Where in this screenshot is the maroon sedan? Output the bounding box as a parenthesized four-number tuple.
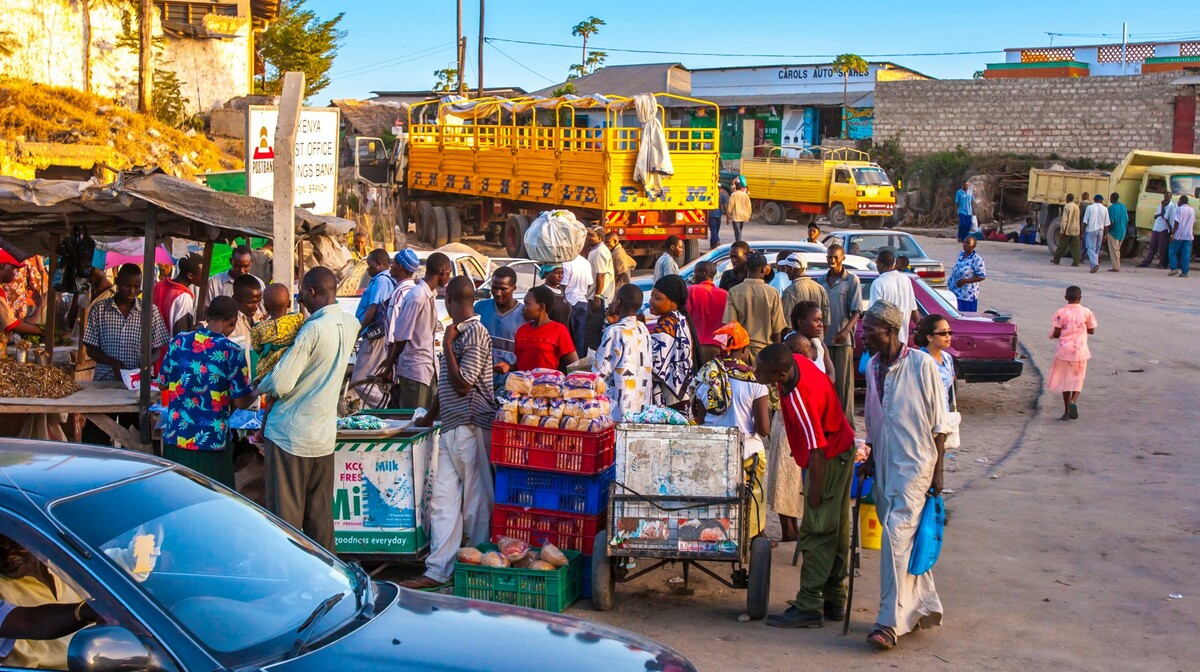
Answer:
(813, 271, 1023, 384)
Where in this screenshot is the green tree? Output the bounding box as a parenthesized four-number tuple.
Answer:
(432, 68, 458, 94)
(571, 16, 605, 77)
(832, 53, 869, 138)
(257, 0, 346, 99)
(551, 82, 577, 97)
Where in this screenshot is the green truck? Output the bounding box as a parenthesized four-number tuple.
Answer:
(1028, 150, 1200, 257)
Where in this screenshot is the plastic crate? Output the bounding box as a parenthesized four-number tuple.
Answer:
(494, 466, 614, 515)
(492, 504, 604, 554)
(454, 543, 582, 613)
(491, 422, 615, 475)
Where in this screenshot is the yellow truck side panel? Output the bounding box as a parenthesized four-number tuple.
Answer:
(1027, 169, 1110, 205)
(741, 157, 825, 203)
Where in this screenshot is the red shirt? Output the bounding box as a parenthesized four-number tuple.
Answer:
(779, 354, 854, 468)
(514, 320, 575, 371)
(151, 278, 193, 331)
(0, 287, 18, 333)
(687, 281, 728, 346)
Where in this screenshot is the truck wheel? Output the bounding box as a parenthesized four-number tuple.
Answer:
(446, 207, 464, 243)
(683, 239, 700, 264)
(792, 212, 816, 227)
(746, 536, 772, 620)
(591, 531, 615, 611)
(430, 206, 450, 248)
(828, 203, 848, 227)
(504, 214, 527, 257)
(860, 216, 884, 230)
(416, 201, 433, 243)
(1121, 235, 1142, 259)
(761, 201, 786, 226)
(1045, 217, 1062, 255)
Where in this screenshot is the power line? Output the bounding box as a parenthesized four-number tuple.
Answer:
(330, 42, 457, 80)
(484, 36, 1003, 59)
(486, 41, 557, 83)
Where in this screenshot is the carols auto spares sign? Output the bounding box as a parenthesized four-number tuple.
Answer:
(246, 106, 340, 216)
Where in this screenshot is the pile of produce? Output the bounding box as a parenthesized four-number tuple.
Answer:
(0, 361, 80, 399)
(497, 369, 612, 431)
(457, 538, 569, 571)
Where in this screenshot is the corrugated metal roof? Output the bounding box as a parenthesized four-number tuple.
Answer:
(532, 63, 690, 97)
(331, 99, 407, 136)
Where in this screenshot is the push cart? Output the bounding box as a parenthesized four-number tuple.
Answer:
(590, 424, 772, 619)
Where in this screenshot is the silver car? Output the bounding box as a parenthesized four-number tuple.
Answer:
(821, 231, 947, 287)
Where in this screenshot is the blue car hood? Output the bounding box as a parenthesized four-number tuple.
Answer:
(266, 585, 695, 672)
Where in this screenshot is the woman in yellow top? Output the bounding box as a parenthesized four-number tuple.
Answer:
(0, 535, 97, 670)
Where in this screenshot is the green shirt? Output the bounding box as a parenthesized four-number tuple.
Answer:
(1107, 202, 1128, 241)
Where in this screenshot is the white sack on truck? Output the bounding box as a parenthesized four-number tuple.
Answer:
(633, 93, 674, 197)
(524, 209, 588, 263)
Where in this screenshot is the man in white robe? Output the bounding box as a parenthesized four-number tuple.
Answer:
(861, 300, 948, 650)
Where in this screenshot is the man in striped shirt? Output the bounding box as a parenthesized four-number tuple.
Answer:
(755, 343, 855, 629)
(404, 276, 496, 591)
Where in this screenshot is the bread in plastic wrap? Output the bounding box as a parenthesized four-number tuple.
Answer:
(480, 551, 509, 568)
(456, 547, 483, 565)
(505, 371, 533, 395)
(528, 560, 556, 571)
(539, 543, 568, 568)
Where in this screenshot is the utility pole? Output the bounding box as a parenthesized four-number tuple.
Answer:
(477, 0, 485, 98)
(456, 0, 465, 95)
(137, 0, 153, 113)
(274, 71, 304, 292)
(1121, 22, 1128, 75)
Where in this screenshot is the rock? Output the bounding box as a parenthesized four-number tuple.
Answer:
(147, 127, 161, 139)
(184, 128, 197, 137)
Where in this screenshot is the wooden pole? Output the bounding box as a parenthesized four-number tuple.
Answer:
(137, 0, 153, 113)
(139, 206, 157, 447)
(45, 235, 59, 364)
(456, 0, 464, 95)
(273, 72, 304, 291)
(477, 0, 484, 98)
(194, 239, 214, 321)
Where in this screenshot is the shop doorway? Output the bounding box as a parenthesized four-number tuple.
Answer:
(817, 107, 843, 143)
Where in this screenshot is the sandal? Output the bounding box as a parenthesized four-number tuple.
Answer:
(1060, 413, 1070, 421)
(867, 628, 897, 650)
(1068, 403, 1079, 420)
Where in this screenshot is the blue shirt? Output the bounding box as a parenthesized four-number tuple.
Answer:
(356, 270, 397, 323)
(955, 189, 974, 216)
(258, 304, 359, 457)
(474, 299, 524, 370)
(948, 251, 986, 303)
(1107, 203, 1128, 241)
(921, 347, 956, 412)
(157, 328, 253, 452)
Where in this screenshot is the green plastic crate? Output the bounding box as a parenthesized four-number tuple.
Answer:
(453, 543, 582, 613)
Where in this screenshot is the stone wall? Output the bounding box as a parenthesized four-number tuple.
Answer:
(874, 74, 1199, 163)
(0, 1, 252, 115)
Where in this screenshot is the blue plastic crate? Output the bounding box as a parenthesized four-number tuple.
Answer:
(494, 466, 614, 515)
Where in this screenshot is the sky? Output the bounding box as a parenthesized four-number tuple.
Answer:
(306, 0, 1200, 101)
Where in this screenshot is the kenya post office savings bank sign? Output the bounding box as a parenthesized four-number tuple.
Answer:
(246, 106, 340, 216)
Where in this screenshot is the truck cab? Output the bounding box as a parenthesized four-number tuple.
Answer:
(1135, 169, 1200, 239)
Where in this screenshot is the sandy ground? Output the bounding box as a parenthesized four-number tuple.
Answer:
(381, 221, 1198, 670)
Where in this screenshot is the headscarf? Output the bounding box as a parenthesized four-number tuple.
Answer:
(712, 321, 750, 353)
(865, 299, 903, 332)
(653, 274, 688, 310)
(394, 248, 420, 273)
(538, 263, 563, 280)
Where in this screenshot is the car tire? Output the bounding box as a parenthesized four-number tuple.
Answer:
(446, 207, 464, 243)
(746, 536, 772, 620)
(504, 214, 527, 257)
(683, 239, 700, 264)
(1045, 216, 1062, 255)
(761, 201, 786, 226)
(591, 531, 615, 611)
(430, 206, 450, 248)
(417, 201, 433, 244)
(828, 202, 848, 227)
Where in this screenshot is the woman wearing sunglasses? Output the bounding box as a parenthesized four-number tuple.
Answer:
(914, 314, 955, 411)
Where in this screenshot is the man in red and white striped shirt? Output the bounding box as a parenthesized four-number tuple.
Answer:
(755, 343, 855, 629)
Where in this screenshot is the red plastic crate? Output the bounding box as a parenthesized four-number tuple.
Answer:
(492, 504, 604, 554)
(490, 422, 614, 475)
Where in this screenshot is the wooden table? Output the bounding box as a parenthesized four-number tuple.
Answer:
(0, 383, 148, 452)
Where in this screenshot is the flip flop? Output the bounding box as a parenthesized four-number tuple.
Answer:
(1060, 413, 1070, 421)
(1069, 403, 1079, 420)
(867, 628, 897, 650)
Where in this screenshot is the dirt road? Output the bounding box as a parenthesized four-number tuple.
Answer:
(566, 223, 1199, 670)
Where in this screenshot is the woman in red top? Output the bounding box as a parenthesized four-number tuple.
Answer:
(505, 285, 579, 372)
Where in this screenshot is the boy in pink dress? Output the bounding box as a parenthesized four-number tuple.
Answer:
(1048, 286, 1097, 420)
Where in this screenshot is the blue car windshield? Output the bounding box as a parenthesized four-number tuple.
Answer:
(52, 469, 358, 667)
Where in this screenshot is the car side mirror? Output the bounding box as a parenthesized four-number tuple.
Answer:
(68, 626, 163, 672)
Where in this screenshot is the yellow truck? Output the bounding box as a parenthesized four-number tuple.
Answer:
(1028, 150, 1200, 257)
(358, 93, 720, 262)
(734, 146, 896, 229)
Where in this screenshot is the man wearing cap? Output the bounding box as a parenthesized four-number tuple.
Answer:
(860, 300, 947, 650)
(807, 222, 824, 246)
(349, 249, 398, 408)
(382, 252, 451, 410)
(722, 252, 787, 361)
(0, 245, 42, 338)
(780, 253, 829, 329)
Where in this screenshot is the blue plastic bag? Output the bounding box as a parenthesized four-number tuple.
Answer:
(857, 351, 871, 376)
(908, 493, 945, 576)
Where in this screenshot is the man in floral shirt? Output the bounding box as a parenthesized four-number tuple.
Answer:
(947, 237, 987, 312)
(157, 296, 255, 487)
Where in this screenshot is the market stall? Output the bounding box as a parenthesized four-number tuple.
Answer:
(0, 383, 143, 449)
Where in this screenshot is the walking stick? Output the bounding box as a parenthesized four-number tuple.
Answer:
(844, 469, 866, 635)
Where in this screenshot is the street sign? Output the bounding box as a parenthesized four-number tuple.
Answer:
(246, 105, 340, 216)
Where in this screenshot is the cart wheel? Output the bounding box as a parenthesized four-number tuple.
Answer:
(591, 531, 615, 612)
(746, 536, 772, 621)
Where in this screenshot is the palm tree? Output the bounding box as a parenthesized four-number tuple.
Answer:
(832, 53, 869, 139)
(571, 17, 605, 77)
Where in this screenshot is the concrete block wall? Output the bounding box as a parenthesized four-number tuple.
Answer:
(874, 73, 1196, 163)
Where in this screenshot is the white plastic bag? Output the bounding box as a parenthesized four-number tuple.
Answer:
(523, 210, 587, 263)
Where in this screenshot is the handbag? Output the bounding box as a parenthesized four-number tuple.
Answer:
(944, 380, 961, 449)
(909, 492, 945, 576)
